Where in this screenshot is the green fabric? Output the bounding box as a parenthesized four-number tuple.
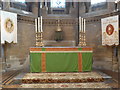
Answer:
(30, 53, 41, 72)
(42, 48, 46, 51)
(30, 48, 93, 72)
(46, 53, 78, 72)
(82, 53, 93, 71)
(78, 48, 82, 51)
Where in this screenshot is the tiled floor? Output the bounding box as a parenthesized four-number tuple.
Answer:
(20, 83, 111, 88)
(2, 70, 119, 89)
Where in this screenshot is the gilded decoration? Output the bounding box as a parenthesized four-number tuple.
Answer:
(4, 18, 14, 33)
(106, 24, 114, 35)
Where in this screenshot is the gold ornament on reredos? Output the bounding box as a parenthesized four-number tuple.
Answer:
(4, 18, 14, 33)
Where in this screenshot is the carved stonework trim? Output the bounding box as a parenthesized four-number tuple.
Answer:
(43, 19, 78, 26)
(17, 15, 34, 24)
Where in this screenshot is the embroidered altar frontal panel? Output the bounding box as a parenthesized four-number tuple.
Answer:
(30, 47, 93, 72)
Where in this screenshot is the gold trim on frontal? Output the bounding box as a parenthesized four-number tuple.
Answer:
(30, 51, 93, 53)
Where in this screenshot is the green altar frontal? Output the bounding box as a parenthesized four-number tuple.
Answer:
(30, 47, 93, 72)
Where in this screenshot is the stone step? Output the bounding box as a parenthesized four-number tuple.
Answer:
(13, 71, 111, 84)
(20, 82, 111, 88)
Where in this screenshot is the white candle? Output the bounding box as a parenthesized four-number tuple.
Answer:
(81, 18, 84, 32)
(81, 17, 82, 32)
(35, 19, 38, 32)
(79, 17, 81, 32)
(38, 17, 40, 32)
(81, 18, 82, 32)
(41, 16, 43, 32)
(84, 19, 86, 33)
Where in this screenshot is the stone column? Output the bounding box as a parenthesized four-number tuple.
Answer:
(32, 2, 38, 17)
(0, 58, 1, 89)
(112, 46, 119, 72)
(117, 1, 120, 11)
(2, 1, 10, 11)
(0, 16, 6, 72)
(118, 47, 120, 88)
(84, 2, 91, 13)
(45, 0, 47, 7)
(107, 1, 116, 12)
(1, 45, 6, 72)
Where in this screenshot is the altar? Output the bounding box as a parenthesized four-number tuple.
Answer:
(30, 47, 93, 72)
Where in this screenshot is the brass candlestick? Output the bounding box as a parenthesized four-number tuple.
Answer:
(83, 33, 86, 46)
(36, 32, 44, 47)
(35, 17, 44, 47)
(79, 31, 86, 47)
(78, 17, 86, 47)
(78, 31, 82, 46)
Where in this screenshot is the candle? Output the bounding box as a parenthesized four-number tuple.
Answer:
(81, 18, 84, 32)
(38, 17, 40, 32)
(35, 19, 38, 32)
(79, 17, 81, 32)
(81, 17, 82, 32)
(84, 19, 86, 33)
(41, 16, 43, 32)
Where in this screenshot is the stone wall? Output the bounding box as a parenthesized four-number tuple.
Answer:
(0, 17, 3, 72)
(42, 16, 78, 46)
(0, 2, 37, 71)
(85, 19, 113, 70)
(0, 2, 79, 71)
(3, 16, 35, 71)
(0, 2, 120, 72)
(81, 2, 119, 71)
(0, 23, 2, 58)
(118, 47, 120, 72)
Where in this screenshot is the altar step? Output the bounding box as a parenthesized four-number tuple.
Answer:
(14, 71, 111, 84)
(14, 71, 112, 88)
(20, 82, 111, 88)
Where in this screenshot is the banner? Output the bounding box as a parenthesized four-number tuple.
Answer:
(101, 15, 119, 46)
(1, 11, 17, 44)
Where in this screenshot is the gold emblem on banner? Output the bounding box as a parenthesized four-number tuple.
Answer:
(4, 18, 14, 33)
(106, 24, 114, 35)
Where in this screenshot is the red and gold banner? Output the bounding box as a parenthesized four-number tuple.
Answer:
(101, 15, 119, 46)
